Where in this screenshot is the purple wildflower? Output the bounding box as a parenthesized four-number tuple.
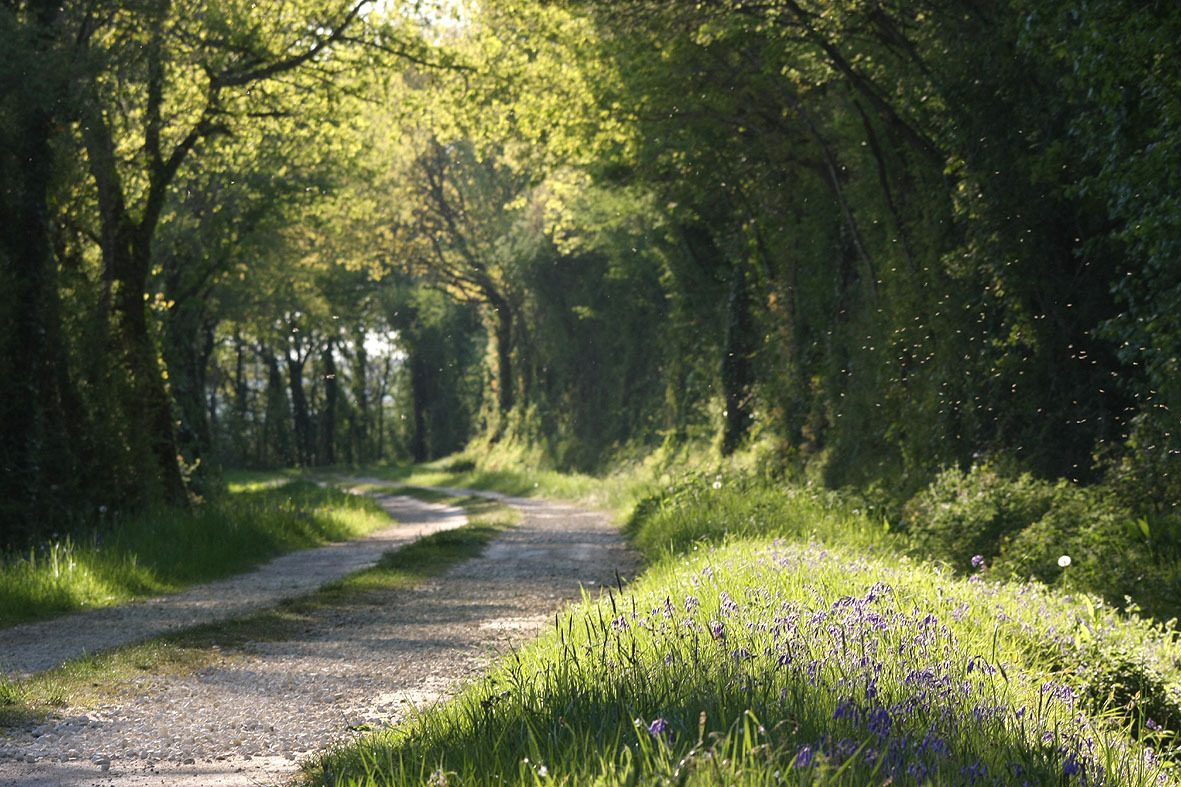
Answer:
(647, 717, 668, 737)
(867, 707, 893, 737)
(961, 760, 988, 784)
(833, 699, 861, 721)
(793, 744, 813, 768)
(709, 620, 726, 642)
(971, 554, 985, 569)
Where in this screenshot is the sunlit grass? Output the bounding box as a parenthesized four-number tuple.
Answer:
(222, 467, 303, 493)
(0, 481, 392, 629)
(311, 456, 1181, 786)
(627, 473, 898, 562)
(348, 434, 783, 518)
(309, 535, 1181, 786)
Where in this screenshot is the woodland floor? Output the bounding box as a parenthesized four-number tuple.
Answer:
(0, 481, 639, 786)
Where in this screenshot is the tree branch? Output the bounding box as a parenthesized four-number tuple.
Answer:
(209, 0, 369, 90)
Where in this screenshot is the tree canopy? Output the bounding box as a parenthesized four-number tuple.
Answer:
(2, 0, 1178, 545)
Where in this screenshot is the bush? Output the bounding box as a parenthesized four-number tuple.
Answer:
(901, 463, 1059, 570)
(1102, 410, 1181, 517)
(993, 486, 1180, 619)
(902, 463, 1181, 618)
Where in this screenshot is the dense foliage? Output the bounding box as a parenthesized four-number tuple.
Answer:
(2, 0, 1179, 547)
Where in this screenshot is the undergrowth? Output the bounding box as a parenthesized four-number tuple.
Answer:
(309, 534, 1181, 785)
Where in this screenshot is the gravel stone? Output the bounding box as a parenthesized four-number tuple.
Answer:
(0, 482, 638, 786)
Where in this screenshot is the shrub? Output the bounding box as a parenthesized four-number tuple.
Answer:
(901, 463, 1059, 570)
(993, 486, 1180, 619)
(901, 464, 1181, 619)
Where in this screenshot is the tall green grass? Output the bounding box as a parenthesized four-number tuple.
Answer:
(627, 473, 897, 561)
(0, 481, 392, 628)
(310, 463, 1181, 786)
(309, 535, 1180, 785)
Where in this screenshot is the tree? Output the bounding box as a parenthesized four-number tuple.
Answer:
(68, 0, 371, 503)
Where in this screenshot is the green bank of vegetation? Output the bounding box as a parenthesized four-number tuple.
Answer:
(310, 475, 1181, 785)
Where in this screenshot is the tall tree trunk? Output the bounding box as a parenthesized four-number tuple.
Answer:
(409, 349, 430, 463)
(490, 298, 514, 427)
(721, 260, 755, 456)
(163, 304, 215, 491)
(106, 236, 188, 504)
(81, 47, 189, 506)
(349, 329, 370, 463)
(207, 353, 220, 457)
(375, 354, 391, 461)
(0, 0, 77, 540)
(319, 340, 337, 465)
(233, 332, 251, 464)
(287, 352, 313, 467)
(262, 347, 293, 466)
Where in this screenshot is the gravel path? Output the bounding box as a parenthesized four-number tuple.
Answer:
(0, 493, 468, 678)
(0, 483, 639, 786)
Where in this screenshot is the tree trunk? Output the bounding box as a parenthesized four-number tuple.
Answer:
(107, 238, 188, 504)
(721, 260, 755, 455)
(163, 304, 215, 490)
(409, 349, 431, 463)
(81, 70, 188, 506)
(232, 332, 251, 464)
(375, 354, 391, 461)
(0, 0, 78, 540)
(262, 347, 293, 466)
(287, 352, 313, 467)
(319, 340, 337, 465)
(349, 329, 370, 463)
(491, 299, 514, 423)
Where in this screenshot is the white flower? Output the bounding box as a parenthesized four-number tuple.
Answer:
(1057, 555, 1072, 568)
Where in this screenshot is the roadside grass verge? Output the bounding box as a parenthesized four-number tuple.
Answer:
(0, 493, 515, 728)
(311, 469, 1181, 786)
(222, 468, 304, 493)
(626, 473, 898, 562)
(0, 480, 391, 629)
(308, 534, 1181, 786)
